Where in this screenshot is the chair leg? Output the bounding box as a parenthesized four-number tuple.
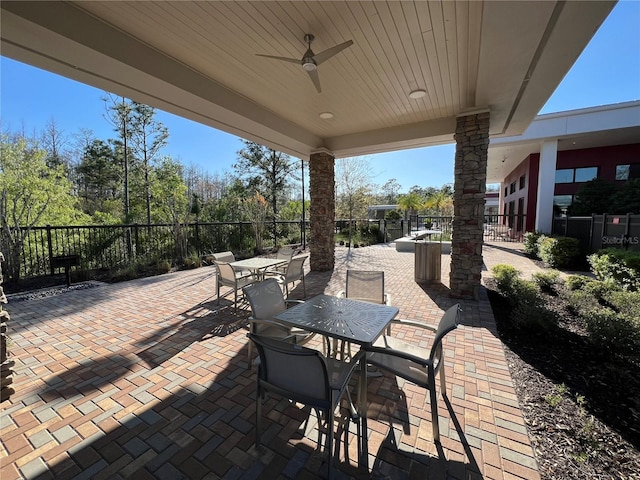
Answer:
(430, 385, 441, 443)
(327, 406, 334, 480)
(217, 277, 221, 305)
(439, 362, 448, 395)
(234, 287, 238, 312)
(256, 387, 262, 446)
(302, 275, 306, 297)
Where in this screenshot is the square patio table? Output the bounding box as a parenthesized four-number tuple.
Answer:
(274, 294, 399, 469)
(230, 257, 287, 280)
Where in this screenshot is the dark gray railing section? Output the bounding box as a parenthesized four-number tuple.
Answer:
(2, 214, 527, 283)
(552, 214, 640, 253)
(0, 221, 309, 283)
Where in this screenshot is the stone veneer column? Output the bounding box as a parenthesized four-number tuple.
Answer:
(450, 111, 490, 299)
(309, 150, 335, 271)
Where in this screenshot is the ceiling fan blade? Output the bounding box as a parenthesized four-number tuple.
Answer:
(255, 54, 300, 64)
(313, 40, 353, 65)
(307, 68, 321, 93)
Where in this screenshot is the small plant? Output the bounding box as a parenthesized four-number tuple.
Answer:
(565, 274, 590, 291)
(532, 270, 561, 294)
(157, 259, 172, 274)
(545, 383, 567, 407)
(491, 264, 521, 297)
(588, 248, 640, 291)
(523, 231, 543, 258)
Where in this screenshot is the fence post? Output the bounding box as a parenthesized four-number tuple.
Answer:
(625, 213, 631, 250)
(195, 222, 201, 257)
(47, 225, 54, 275)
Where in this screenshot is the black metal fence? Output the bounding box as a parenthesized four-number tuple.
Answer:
(552, 214, 640, 253)
(2, 214, 526, 284)
(0, 221, 308, 283)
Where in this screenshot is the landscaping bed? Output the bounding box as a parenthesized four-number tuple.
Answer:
(485, 277, 640, 479)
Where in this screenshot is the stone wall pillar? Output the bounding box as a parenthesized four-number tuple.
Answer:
(309, 150, 335, 271)
(450, 111, 490, 299)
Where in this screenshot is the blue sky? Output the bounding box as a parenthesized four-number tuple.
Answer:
(1, 1, 639, 193)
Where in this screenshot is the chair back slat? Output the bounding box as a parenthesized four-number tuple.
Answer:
(345, 270, 385, 304)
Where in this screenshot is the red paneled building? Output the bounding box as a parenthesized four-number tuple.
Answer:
(487, 102, 640, 234)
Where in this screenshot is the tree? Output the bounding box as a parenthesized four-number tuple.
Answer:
(40, 118, 71, 171)
(233, 141, 295, 245)
(0, 134, 86, 282)
(241, 192, 269, 253)
(335, 157, 373, 247)
(103, 94, 134, 221)
(151, 156, 190, 259)
(129, 102, 169, 224)
(397, 192, 424, 219)
(611, 179, 640, 213)
(75, 139, 122, 219)
(380, 178, 401, 204)
(567, 178, 617, 215)
(424, 189, 453, 216)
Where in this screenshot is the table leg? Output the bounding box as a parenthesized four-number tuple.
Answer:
(358, 354, 368, 469)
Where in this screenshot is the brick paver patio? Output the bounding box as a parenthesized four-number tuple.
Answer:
(1, 242, 542, 479)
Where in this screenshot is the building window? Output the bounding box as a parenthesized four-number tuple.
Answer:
(555, 167, 598, 183)
(555, 169, 574, 183)
(574, 167, 598, 182)
(553, 195, 572, 215)
(616, 165, 630, 180)
(519, 175, 526, 189)
(509, 182, 516, 194)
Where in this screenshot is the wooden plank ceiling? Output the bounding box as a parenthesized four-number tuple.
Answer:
(1, 1, 615, 159)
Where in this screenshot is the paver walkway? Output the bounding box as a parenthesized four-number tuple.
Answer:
(2, 242, 542, 479)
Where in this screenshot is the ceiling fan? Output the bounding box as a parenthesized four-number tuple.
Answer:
(256, 34, 353, 93)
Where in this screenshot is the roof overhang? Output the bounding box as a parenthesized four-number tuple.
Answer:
(1, 1, 615, 160)
(487, 100, 640, 182)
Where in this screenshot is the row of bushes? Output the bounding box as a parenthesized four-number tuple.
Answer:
(523, 231, 582, 268)
(491, 263, 640, 356)
(524, 231, 640, 289)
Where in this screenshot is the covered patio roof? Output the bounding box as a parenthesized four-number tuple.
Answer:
(1, 1, 614, 161)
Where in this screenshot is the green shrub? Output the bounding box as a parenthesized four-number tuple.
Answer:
(492, 263, 556, 330)
(565, 274, 591, 291)
(537, 235, 582, 268)
(582, 278, 620, 300)
(565, 289, 598, 316)
(584, 307, 640, 356)
(111, 263, 139, 282)
(385, 210, 402, 221)
(587, 248, 640, 291)
(523, 231, 543, 258)
(491, 264, 521, 297)
(185, 251, 203, 269)
(157, 259, 172, 273)
(512, 279, 557, 330)
(602, 290, 640, 318)
(531, 270, 561, 293)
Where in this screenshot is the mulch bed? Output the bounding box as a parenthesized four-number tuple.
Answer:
(485, 278, 640, 479)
